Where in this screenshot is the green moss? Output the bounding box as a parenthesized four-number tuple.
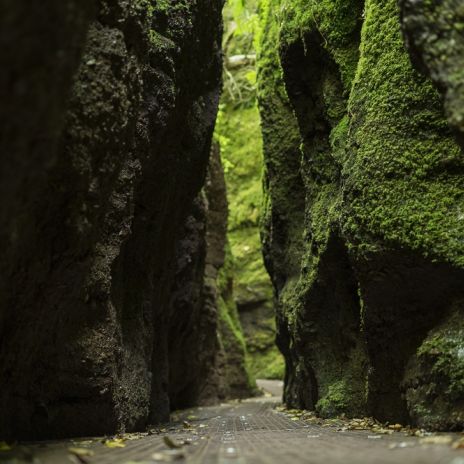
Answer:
(316, 381, 350, 418)
(257, 0, 464, 426)
(404, 309, 464, 430)
(342, 0, 464, 265)
(277, 0, 363, 91)
(417, 317, 464, 399)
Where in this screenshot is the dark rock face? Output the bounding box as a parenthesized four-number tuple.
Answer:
(168, 144, 252, 410)
(205, 144, 253, 400)
(258, 0, 464, 429)
(0, 0, 226, 440)
(399, 0, 464, 148)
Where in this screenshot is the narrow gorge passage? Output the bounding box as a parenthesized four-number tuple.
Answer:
(1, 0, 464, 463)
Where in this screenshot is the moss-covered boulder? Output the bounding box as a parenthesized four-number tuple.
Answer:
(403, 309, 464, 430)
(257, 0, 464, 428)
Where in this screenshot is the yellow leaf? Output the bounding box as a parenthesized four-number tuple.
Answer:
(104, 438, 126, 448)
(68, 447, 95, 457)
(0, 442, 11, 452)
(420, 435, 453, 446)
(452, 437, 464, 449)
(163, 436, 183, 449)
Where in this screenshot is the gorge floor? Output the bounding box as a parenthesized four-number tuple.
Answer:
(3, 380, 464, 464)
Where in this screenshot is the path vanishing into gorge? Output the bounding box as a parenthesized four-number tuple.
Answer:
(3, 380, 464, 464)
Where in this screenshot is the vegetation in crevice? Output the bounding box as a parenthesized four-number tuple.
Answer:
(215, 0, 285, 381)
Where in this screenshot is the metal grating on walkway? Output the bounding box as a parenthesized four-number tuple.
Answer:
(3, 390, 464, 464)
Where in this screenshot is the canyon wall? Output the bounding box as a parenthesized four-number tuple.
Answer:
(257, 0, 464, 430)
(0, 0, 251, 440)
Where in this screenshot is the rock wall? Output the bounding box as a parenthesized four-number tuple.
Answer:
(168, 143, 253, 409)
(0, 0, 227, 440)
(257, 0, 464, 429)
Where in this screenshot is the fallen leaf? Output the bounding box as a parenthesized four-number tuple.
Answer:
(453, 438, 464, 449)
(388, 423, 403, 431)
(420, 436, 453, 446)
(0, 442, 12, 452)
(163, 436, 183, 449)
(104, 438, 126, 448)
(68, 448, 94, 457)
(419, 435, 453, 445)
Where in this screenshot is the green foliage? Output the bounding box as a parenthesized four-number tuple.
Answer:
(251, 347, 286, 379)
(404, 309, 464, 429)
(216, 0, 284, 381)
(222, 0, 259, 105)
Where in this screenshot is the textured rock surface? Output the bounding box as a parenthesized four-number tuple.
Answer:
(169, 144, 253, 410)
(400, 0, 464, 148)
(0, 0, 226, 440)
(206, 145, 255, 399)
(257, 0, 464, 428)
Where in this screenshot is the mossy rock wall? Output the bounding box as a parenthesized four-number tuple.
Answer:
(0, 0, 227, 440)
(257, 0, 464, 429)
